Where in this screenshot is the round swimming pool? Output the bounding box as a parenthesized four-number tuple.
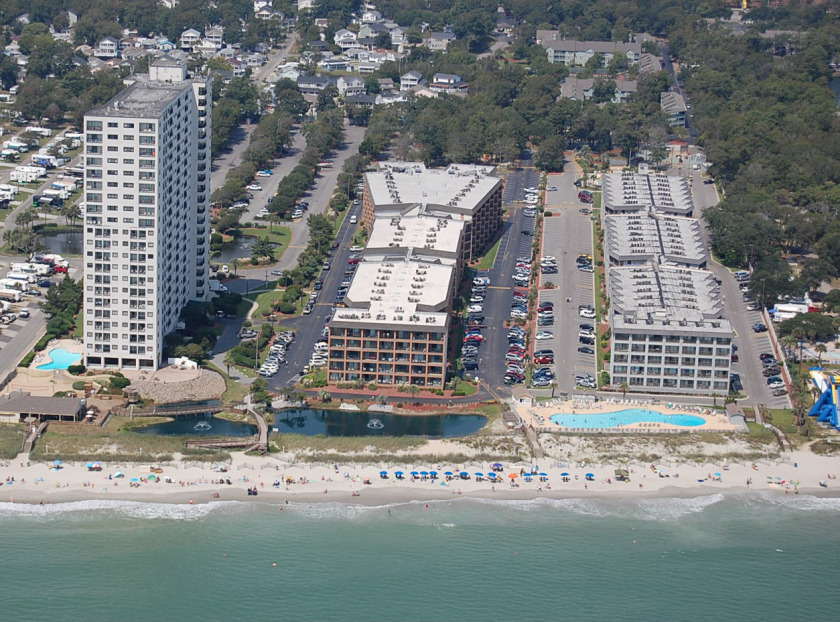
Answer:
(550, 408, 706, 429)
(36, 348, 83, 370)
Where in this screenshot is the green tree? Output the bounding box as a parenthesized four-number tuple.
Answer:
(620, 381, 629, 398)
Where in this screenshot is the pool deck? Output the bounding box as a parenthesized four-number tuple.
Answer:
(29, 338, 84, 371)
(514, 398, 738, 433)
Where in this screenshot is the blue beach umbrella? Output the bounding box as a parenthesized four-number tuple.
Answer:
(540, 473, 549, 477)
(53, 460, 62, 467)
(474, 472, 484, 477)
(380, 471, 388, 474)
(460, 472, 469, 478)
(430, 471, 438, 476)
(492, 463, 503, 468)
(410, 471, 419, 476)
(420, 471, 429, 476)
(488, 472, 498, 479)
(444, 471, 454, 476)
(130, 478, 139, 483)
(86, 462, 94, 469)
(561, 472, 570, 477)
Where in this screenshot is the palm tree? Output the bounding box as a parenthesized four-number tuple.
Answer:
(619, 381, 629, 399)
(550, 381, 558, 398)
(815, 343, 827, 366)
(408, 384, 421, 400)
(223, 351, 237, 378)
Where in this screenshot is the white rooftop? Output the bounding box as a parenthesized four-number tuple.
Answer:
(366, 213, 464, 260)
(609, 265, 731, 334)
(602, 172, 694, 216)
(604, 211, 707, 267)
(332, 259, 454, 329)
(365, 162, 500, 217)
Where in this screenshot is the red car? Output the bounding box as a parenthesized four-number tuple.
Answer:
(54, 265, 68, 273)
(534, 355, 554, 364)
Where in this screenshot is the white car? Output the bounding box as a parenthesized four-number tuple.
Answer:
(525, 187, 538, 193)
(256, 171, 272, 177)
(542, 256, 556, 262)
(247, 184, 262, 191)
(467, 304, 484, 313)
(579, 309, 596, 319)
(547, 186, 557, 191)
(350, 245, 364, 252)
(535, 331, 554, 340)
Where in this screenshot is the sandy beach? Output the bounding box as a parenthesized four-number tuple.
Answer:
(3, 449, 838, 506)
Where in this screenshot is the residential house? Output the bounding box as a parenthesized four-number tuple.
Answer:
(0, 392, 84, 423)
(496, 17, 516, 35)
(376, 89, 405, 105)
(205, 26, 225, 48)
(307, 40, 329, 54)
(362, 9, 383, 23)
(157, 38, 176, 52)
(229, 58, 246, 77)
(334, 29, 359, 51)
(400, 70, 424, 91)
(160, 0, 180, 8)
(256, 6, 276, 19)
(319, 57, 350, 72)
(358, 22, 387, 39)
(660, 91, 687, 127)
(194, 39, 220, 57)
(535, 32, 642, 67)
(179, 28, 201, 50)
(390, 26, 406, 48)
(378, 78, 395, 91)
(429, 73, 466, 93)
(427, 31, 456, 51)
(315, 18, 329, 30)
(357, 37, 378, 51)
(297, 0, 317, 11)
(216, 46, 237, 60)
(254, 0, 271, 10)
(94, 37, 120, 58)
(297, 75, 330, 94)
(245, 53, 267, 67)
(338, 75, 366, 97)
(346, 94, 376, 108)
(277, 63, 301, 81)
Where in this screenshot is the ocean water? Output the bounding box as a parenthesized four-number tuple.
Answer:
(0, 493, 838, 621)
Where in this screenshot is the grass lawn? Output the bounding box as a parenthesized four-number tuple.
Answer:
(0, 423, 25, 459)
(239, 226, 290, 247)
(249, 289, 286, 318)
(205, 362, 250, 403)
(474, 233, 503, 271)
(454, 379, 478, 396)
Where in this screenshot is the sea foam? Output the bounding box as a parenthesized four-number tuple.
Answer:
(0, 499, 247, 521)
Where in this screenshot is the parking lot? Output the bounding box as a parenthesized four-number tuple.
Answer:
(460, 169, 540, 391)
(537, 205, 597, 393)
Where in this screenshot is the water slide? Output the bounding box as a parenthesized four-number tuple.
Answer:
(808, 367, 840, 430)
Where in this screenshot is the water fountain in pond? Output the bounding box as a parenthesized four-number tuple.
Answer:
(366, 419, 384, 430)
(193, 421, 212, 431)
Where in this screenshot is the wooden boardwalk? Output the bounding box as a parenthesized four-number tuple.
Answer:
(108, 402, 242, 418)
(182, 407, 268, 454)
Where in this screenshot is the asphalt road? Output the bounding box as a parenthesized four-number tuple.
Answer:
(0, 304, 47, 380)
(263, 200, 364, 389)
(467, 168, 540, 392)
(681, 169, 792, 409)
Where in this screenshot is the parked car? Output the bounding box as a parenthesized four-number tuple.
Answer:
(752, 323, 768, 333)
(535, 331, 554, 340)
(247, 183, 262, 191)
(577, 346, 595, 354)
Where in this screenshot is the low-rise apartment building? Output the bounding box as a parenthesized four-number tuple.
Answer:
(602, 171, 694, 217)
(361, 162, 502, 261)
(604, 210, 707, 268)
(535, 32, 642, 66)
(327, 259, 453, 387)
(608, 265, 733, 395)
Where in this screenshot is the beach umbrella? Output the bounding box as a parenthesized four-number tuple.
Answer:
(130, 478, 139, 483)
(488, 472, 498, 479)
(541, 473, 550, 477)
(395, 471, 404, 475)
(460, 471, 469, 477)
(114, 471, 124, 478)
(410, 471, 419, 476)
(53, 460, 62, 467)
(420, 471, 429, 476)
(429, 471, 438, 476)
(714, 473, 722, 477)
(508, 473, 518, 479)
(492, 463, 503, 468)
(561, 472, 570, 477)
(474, 472, 484, 477)
(444, 471, 454, 476)
(86, 462, 94, 469)
(380, 470, 388, 475)
(147, 474, 158, 481)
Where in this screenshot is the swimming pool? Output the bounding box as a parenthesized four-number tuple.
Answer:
(550, 408, 706, 429)
(36, 348, 83, 370)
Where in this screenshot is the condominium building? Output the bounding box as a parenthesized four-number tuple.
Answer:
(602, 172, 694, 217)
(327, 259, 453, 387)
(535, 32, 641, 66)
(361, 162, 502, 261)
(603, 210, 707, 268)
(82, 57, 211, 370)
(608, 265, 733, 395)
